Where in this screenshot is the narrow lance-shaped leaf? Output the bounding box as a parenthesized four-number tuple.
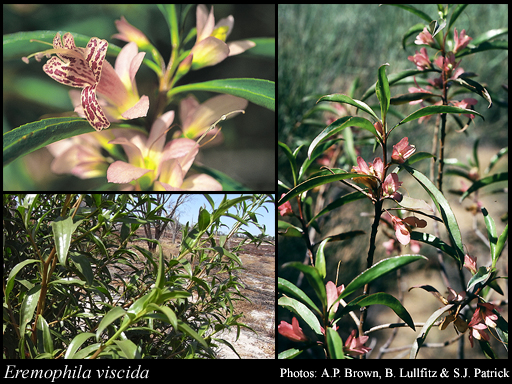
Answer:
(278, 296, 323, 336)
(278, 169, 368, 206)
(338, 292, 416, 331)
(51, 216, 83, 265)
(331, 255, 427, 309)
(326, 328, 345, 359)
(393, 105, 484, 130)
(410, 304, 453, 359)
(317, 94, 380, 121)
(460, 172, 508, 202)
(401, 165, 464, 268)
(376, 63, 391, 123)
(308, 116, 379, 159)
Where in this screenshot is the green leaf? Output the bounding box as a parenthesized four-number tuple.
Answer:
(337, 255, 427, 302)
(460, 172, 508, 202)
(51, 216, 83, 265)
(447, 4, 468, 31)
(455, 40, 508, 58)
(376, 63, 391, 123)
(96, 307, 127, 342)
(279, 169, 364, 206)
(278, 348, 303, 359)
(326, 327, 345, 359)
(278, 277, 322, 316)
(167, 78, 275, 111)
(36, 315, 53, 355)
(410, 232, 460, 265)
(339, 293, 416, 331)
(394, 105, 484, 130)
(385, 4, 433, 23)
(410, 304, 453, 359)
(278, 296, 323, 336)
(190, 163, 250, 191)
(177, 320, 209, 349)
(452, 77, 492, 108)
(5, 259, 41, 301)
(317, 94, 379, 121)
(494, 224, 508, 268)
(307, 191, 366, 227)
(278, 220, 303, 237)
(64, 332, 96, 359)
(315, 238, 328, 279)
(308, 116, 378, 160)
(402, 165, 464, 268)
(113, 339, 139, 359)
(467, 266, 493, 292)
(3, 118, 145, 167)
(278, 141, 298, 186)
(20, 284, 41, 334)
(481, 208, 497, 262)
(198, 207, 211, 231)
(283, 262, 327, 309)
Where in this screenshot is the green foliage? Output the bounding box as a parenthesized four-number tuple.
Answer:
(3, 193, 273, 359)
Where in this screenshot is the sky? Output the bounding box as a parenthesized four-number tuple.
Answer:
(149, 194, 275, 237)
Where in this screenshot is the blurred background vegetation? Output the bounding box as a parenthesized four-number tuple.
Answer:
(278, 4, 507, 359)
(4, 4, 275, 190)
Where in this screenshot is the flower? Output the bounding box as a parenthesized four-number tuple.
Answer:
(392, 137, 416, 164)
(278, 317, 308, 342)
(463, 254, 478, 275)
(467, 303, 499, 347)
(188, 4, 256, 70)
(351, 156, 384, 194)
(23, 32, 149, 131)
(177, 94, 248, 140)
(433, 52, 460, 76)
(326, 281, 345, 315)
(381, 173, 403, 200)
(46, 128, 140, 179)
(390, 215, 427, 245)
(450, 98, 478, 119)
(343, 330, 371, 356)
(112, 16, 151, 49)
(278, 194, 293, 216)
(106, 110, 222, 190)
(408, 47, 431, 71)
(70, 41, 150, 127)
(415, 27, 435, 47)
(453, 28, 472, 54)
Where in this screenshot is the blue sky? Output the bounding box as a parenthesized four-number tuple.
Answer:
(152, 194, 275, 237)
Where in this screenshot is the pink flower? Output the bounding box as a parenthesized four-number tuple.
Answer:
(351, 156, 384, 194)
(450, 98, 478, 119)
(278, 317, 308, 342)
(343, 330, 371, 356)
(106, 110, 222, 190)
(23, 32, 149, 131)
(177, 94, 248, 140)
(188, 5, 256, 70)
(463, 254, 478, 275)
(278, 194, 293, 216)
(326, 281, 345, 315)
(392, 137, 416, 164)
(467, 305, 497, 347)
(390, 215, 427, 245)
(408, 47, 431, 71)
(112, 16, 151, 49)
(382, 173, 403, 200)
(453, 28, 472, 54)
(433, 52, 460, 76)
(415, 27, 435, 47)
(374, 121, 384, 137)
